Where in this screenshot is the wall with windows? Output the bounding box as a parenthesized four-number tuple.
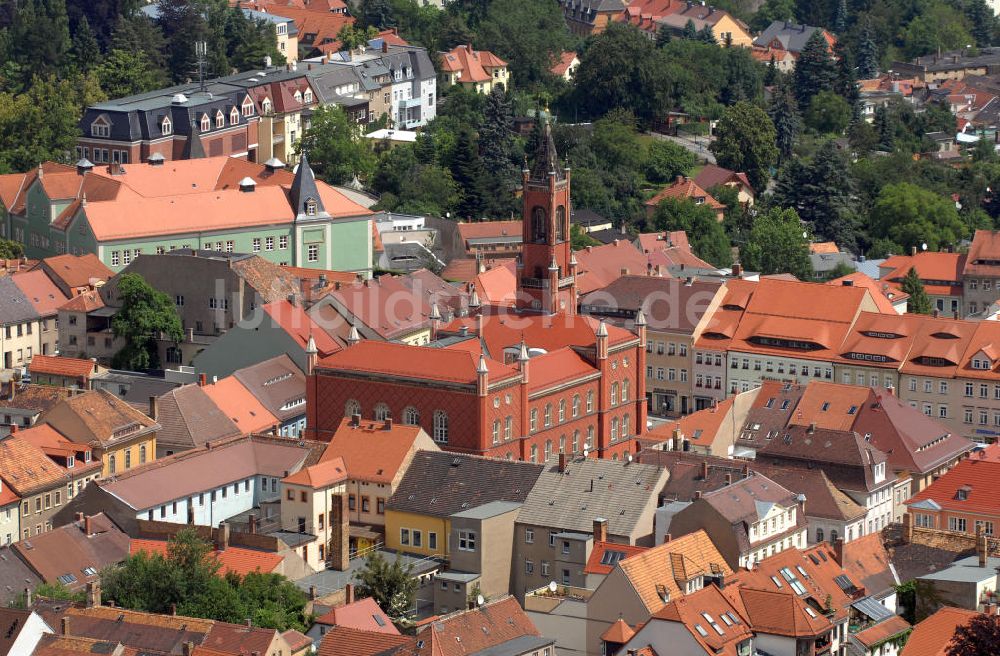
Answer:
(383, 508, 448, 558)
(0, 499, 18, 546)
(138, 474, 283, 527)
(646, 330, 694, 417)
(98, 432, 156, 478)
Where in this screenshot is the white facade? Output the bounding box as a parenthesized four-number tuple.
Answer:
(7, 612, 52, 656)
(134, 474, 283, 527)
(727, 351, 835, 396)
(0, 497, 19, 546)
(742, 503, 808, 569)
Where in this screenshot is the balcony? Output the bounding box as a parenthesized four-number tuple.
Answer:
(520, 276, 576, 290)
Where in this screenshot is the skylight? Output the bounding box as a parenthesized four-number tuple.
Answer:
(821, 402, 830, 411)
(720, 614, 734, 626)
(804, 607, 817, 618)
(847, 405, 858, 415)
(770, 576, 783, 588)
(600, 550, 627, 566)
(694, 624, 709, 637)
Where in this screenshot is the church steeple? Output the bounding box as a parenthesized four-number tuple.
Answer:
(289, 151, 328, 220)
(517, 118, 575, 315)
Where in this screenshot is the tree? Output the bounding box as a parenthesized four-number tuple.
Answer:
(449, 127, 490, 219)
(70, 15, 101, 72)
(804, 90, 852, 134)
(651, 198, 733, 267)
(832, 0, 847, 34)
(644, 140, 696, 184)
(796, 140, 858, 250)
(682, 19, 697, 39)
(769, 80, 799, 164)
(6, 0, 72, 83)
(697, 25, 716, 44)
(656, 24, 672, 47)
(869, 183, 967, 252)
(0, 239, 24, 259)
(355, 551, 417, 621)
(0, 74, 92, 173)
(833, 42, 860, 120)
(947, 611, 1000, 655)
(750, 0, 795, 32)
(902, 267, 934, 314)
(571, 223, 600, 249)
(97, 49, 164, 99)
(742, 208, 812, 279)
(110, 273, 183, 370)
(794, 29, 836, 108)
(710, 101, 778, 192)
(296, 105, 376, 186)
(478, 86, 517, 212)
(66, 0, 143, 47)
(966, 0, 996, 48)
(874, 104, 893, 151)
(337, 24, 379, 52)
(476, 0, 571, 85)
(900, 4, 974, 60)
(856, 20, 879, 79)
(109, 14, 169, 78)
(362, 0, 395, 29)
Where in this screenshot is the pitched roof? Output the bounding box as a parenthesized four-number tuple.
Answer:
(517, 455, 665, 537)
(0, 276, 40, 325)
(645, 177, 724, 211)
(618, 530, 732, 613)
(649, 585, 754, 656)
(61, 606, 214, 653)
(699, 472, 798, 524)
(636, 231, 691, 254)
(12, 513, 129, 589)
(0, 608, 39, 656)
(282, 455, 347, 488)
(400, 596, 545, 656)
(440, 45, 507, 83)
(387, 450, 543, 518)
(11, 269, 69, 316)
(900, 607, 978, 656)
(30, 633, 137, 656)
(550, 51, 578, 76)
(907, 444, 1000, 515)
(321, 418, 430, 484)
(579, 276, 722, 334)
(231, 355, 306, 423)
(59, 289, 106, 313)
(573, 239, 650, 294)
(36, 253, 114, 291)
(314, 597, 399, 634)
(753, 21, 834, 53)
(600, 618, 635, 643)
(317, 626, 410, 656)
(585, 542, 649, 575)
(839, 532, 898, 597)
(692, 165, 753, 193)
(96, 435, 316, 511)
(826, 272, 908, 314)
(28, 355, 97, 380)
(16, 424, 101, 472)
(724, 586, 832, 638)
(154, 384, 242, 452)
(263, 301, 341, 357)
(41, 389, 157, 447)
(963, 229, 1000, 277)
(0, 434, 69, 496)
(455, 219, 522, 244)
(881, 252, 965, 297)
(201, 377, 280, 435)
(0, 384, 72, 415)
(129, 539, 283, 576)
(853, 614, 911, 648)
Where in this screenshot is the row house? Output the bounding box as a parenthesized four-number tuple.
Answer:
(619, 0, 754, 47)
(0, 270, 67, 370)
(906, 442, 1000, 536)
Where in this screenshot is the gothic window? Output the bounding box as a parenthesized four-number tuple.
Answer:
(200, 114, 210, 132)
(230, 107, 239, 125)
(161, 116, 172, 136)
(373, 403, 391, 421)
(403, 406, 420, 425)
(531, 206, 547, 243)
(433, 410, 449, 443)
(345, 399, 361, 417)
(215, 110, 224, 128)
(555, 205, 567, 241)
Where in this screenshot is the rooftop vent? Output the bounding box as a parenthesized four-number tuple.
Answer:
(238, 177, 256, 193)
(171, 93, 188, 104)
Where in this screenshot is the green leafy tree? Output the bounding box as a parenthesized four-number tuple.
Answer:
(476, 0, 571, 85)
(902, 267, 934, 314)
(741, 207, 812, 279)
(794, 140, 857, 250)
(769, 79, 799, 164)
(750, 0, 795, 32)
(656, 24, 672, 47)
(900, 4, 974, 59)
(832, 0, 847, 34)
(66, 0, 143, 46)
(336, 24, 379, 52)
(478, 86, 517, 212)
(570, 223, 600, 249)
(794, 29, 836, 108)
(5, 0, 72, 84)
(97, 49, 165, 99)
(856, 20, 879, 79)
(109, 14, 169, 78)
(947, 611, 1000, 656)
(651, 198, 733, 267)
(869, 182, 967, 252)
(0, 74, 92, 173)
(966, 0, 996, 48)
(225, 9, 285, 71)
(805, 90, 852, 134)
(644, 140, 696, 184)
(0, 239, 24, 259)
(355, 551, 417, 621)
(110, 273, 183, 370)
(721, 47, 763, 106)
(710, 101, 778, 192)
(296, 105, 376, 186)
(362, 0, 395, 29)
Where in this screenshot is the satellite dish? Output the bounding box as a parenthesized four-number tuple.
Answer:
(548, 581, 557, 593)
(921, 242, 928, 251)
(477, 594, 485, 606)
(626, 453, 633, 463)
(583, 448, 589, 458)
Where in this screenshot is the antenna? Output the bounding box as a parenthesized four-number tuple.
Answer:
(195, 41, 207, 91)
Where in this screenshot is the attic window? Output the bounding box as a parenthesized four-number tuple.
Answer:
(821, 402, 830, 411)
(304, 89, 313, 103)
(973, 358, 992, 370)
(161, 116, 172, 136)
(262, 98, 273, 114)
(780, 400, 790, 410)
(242, 96, 255, 117)
(847, 405, 858, 415)
(804, 607, 818, 618)
(230, 107, 239, 125)
(765, 398, 775, 408)
(215, 110, 225, 128)
(770, 576, 783, 588)
(694, 624, 709, 638)
(956, 485, 971, 501)
(200, 114, 211, 132)
(305, 198, 317, 216)
(91, 117, 110, 138)
(57, 573, 78, 585)
(373, 615, 386, 627)
(600, 550, 627, 566)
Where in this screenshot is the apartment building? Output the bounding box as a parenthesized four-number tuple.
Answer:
(0, 271, 68, 370)
(280, 457, 350, 571)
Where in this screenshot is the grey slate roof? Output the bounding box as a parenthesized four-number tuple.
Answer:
(232, 354, 306, 422)
(753, 21, 828, 53)
(516, 455, 667, 538)
(387, 451, 544, 518)
(290, 152, 328, 220)
(0, 277, 39, 326)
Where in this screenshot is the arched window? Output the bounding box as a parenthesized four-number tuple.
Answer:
(242, 96, 255, 117)
(125, 450, 131, 469)
(543, 403, 552, 426)
(294, 90, 302, 102)
(622, 414, 630, 439)
(572, 430, 579, 453)
(215, 110, 224, 128)
(816, 528, 824, 542)
(504, 416, 512, 440)
(262, 98, 273, 114)
(586, 390, 594, 412)
(544, 440, 553, 461)
(558, 399, 566, 422)
(305, 198, 317, 216)
(433, 410, 449, 443)
(109, 455, 116, 474)
(531, 207, 547, 243)
(403, 406, 420, 425)
(230, 107, 239, 125)
(611, 417, 619, 442)
(373, 403, 391, 421)
(304, 89, 313, 103)
(345, 399, 361, 417)
(492, 420, 500, 444)
(572, 394, 581, 417)
(830, 529, 839, 543)
(139, 444, 147, 464)
(622, 380, 629, 403)
(555, 205, 567, 241)
(586, 427, 594, 449)
(559, 435, 566, 453)
(200, 114, 210, 132)
(611, 382, 619, 406)
(161, 116, 172, 136)
(530, 408, 538, 432)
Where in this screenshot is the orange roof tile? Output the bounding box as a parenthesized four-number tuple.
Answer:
(550, 51, 578, 76)
(907, 444, 1000, 516)
(59, 289, 105, 313)
(28, 355, 96, 380)
(600, 618, 635, 643)
(964, 230, 1000, 277)
(585, 542, 649, 575)
(317, 626, 410, 656)
(318, 340, 518, 385)
(637, 231, 690, 254)
(900, 607, 979, 656)
(282, 455, 348, 488)
(456, 219, 522, 244)
(440, 46, 507, 83)
(473, 259, 517, 306)
(0, 434, 69, 496)
(321, 418, 428, 484)
(655, 397, 734, 448)
(527, 347, 599, 393)
(881, 252, 965, 297)
(264, 300, 341, 357)
(785, 382, 871, 432)
(37, 253, 114, 291)
(129, 539, 282, 576)
(827, 272, 907, 314)
(314, 596, 399, 634)
(11, 269, 68, 316)
(202, 377, 280, 435)
(645, 177, 724, 211)
(651, 585, 754, 655)
(809, 242, 839, 254)
(853, 615, 911, 648)
(571, 240, 650, 295)
(16, 424, 100, 471)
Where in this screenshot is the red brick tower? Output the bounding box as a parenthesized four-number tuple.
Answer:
(517, 121, 576, 315)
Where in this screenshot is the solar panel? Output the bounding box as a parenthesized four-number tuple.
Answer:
(834, 574, 856, 592)
(852, 597, 895, 622)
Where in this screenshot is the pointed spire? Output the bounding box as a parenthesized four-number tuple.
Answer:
(470, 288, 481, 309)
(596, 319, 608, 338)
(184, 120, 206, 159)
(529, 119, 564, 182)
(290, 151, 327, 219)
(549, 256, 559, 271)
(518, 339, 530, 362)
(429, 303, 441, 321)
(635, 308, 647, 327)
(477, 354, 489, 375)
(306, 333, 317, 354)
(570, 251, 578, 267)
(347, 324, 360, 346)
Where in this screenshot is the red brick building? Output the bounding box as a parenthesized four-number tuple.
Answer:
(305, 126, 647, 460)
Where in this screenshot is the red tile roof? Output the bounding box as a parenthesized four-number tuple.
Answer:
(282, 455, 348, 488)
(809, 241, 840, 254)
(129, 539, 282, 576)
(645, 177, 725, 211)
(637, 231, 691, 254)
(201, 377, 280, 435)
(600, 618, 635, 643)
(550, 51, 578, 76)
(263, 300, 341, 357)
(11, 269, 69, 316)
(585, 542, 649, 575)
(963, 230, 1000, 277)
(826, 272, 908, 314)
(59, 289, 105, 313)
(318, 340, 519, 385)
(317, 626, 410, 656)
(314, 596, 399, 634)
(652, 585, 754, 656)
(402, 596, 543, 656)
(692, 165, 754, 194)
(853, 615, 911, 648)
(881, 252, 966, 297)
(647, 397, 734, 449)
(456, 219, 522, 244)
(906, 444, 1000, 516)
(0, 434, 69, 496)
(28, 355, 96, 380)
(900, 607, 979, 656)
(36, 254, 113, 292)
(573, 239, 652, 294)
(440, 45, 508, 83)
(16, 424, 100, 473)
(321, 418, 429, 484)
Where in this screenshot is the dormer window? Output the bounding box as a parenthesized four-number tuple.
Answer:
(305, 198, 317, 216)
(91, 117, 110, 138)
(956, 485, 971, 501)
(84, 450, 92, 462)
(200, 114, 210, 132)
(242, 96, 255, 117)
(215, 110, 224, 128)
(303, 89, 313, 103)
(973, 358, 992, 370)
(294, 90, 302, 102)
(262, 98, 273, 114)
(67, 455, 75, 469)
(161, 116, 172, 136)
(230, 107, 239, 125)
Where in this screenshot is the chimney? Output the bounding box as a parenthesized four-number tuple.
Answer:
(593, 517, 608, 543)
(382, 40, 389, 53)
(558, 452, 568, 473)
(911, 246, 918, 256)
(10, 424, 16, 434)
(198, 373, 207, 387)
(701, 461, 709, 480)
(383, 417, 392, 430)
(731, 263, 742, 278)
(351, 413, 361, 427)
(309, 586, 317, 601)
(75, 512, 84, 522)
(808, 422, 816, 434)
(663, 533, 672, 544)
(183, 643, 194, 656)
(725, 473, 732, 485)
(84, 515, 93, 536)
(833, 537, 845, 565)
(148, 395, 158, 421)
(345, 582, 354, 604)
(86, 581, 101, 608)
(61, 617, 70, 636)
(216, 522, 230, 551)
(694, 490, 702, 499)
(24, 587, 31, 607)
(170, 603, 177, 616)
(248, 514, 257, 534)
(933, 309, 940, 318)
